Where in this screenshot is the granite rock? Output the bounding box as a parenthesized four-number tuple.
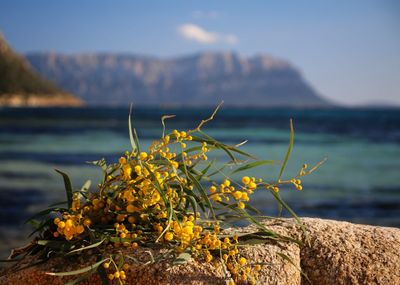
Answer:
(1, 218, 399, 285)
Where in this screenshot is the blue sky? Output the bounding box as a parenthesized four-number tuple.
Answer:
(1, 0, 399, 105)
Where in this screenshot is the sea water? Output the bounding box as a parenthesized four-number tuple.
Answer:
(0, 106, 399, 257)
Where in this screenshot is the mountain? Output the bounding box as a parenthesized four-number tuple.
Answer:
(26, 51, 331, 107)
(0, 33, 82, 107)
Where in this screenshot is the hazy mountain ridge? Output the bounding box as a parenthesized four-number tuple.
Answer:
(0, 34, 82, 107)
(26, 51, 331, 107)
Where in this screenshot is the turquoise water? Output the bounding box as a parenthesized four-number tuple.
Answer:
(0, 107, 399, 257)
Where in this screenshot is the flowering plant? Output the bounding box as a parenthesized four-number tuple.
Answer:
(6, 104, 323, 284)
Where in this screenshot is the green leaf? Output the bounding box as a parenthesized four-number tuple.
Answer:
(25, 207, 66, 224)
(224, 145, 255, 159)
(242, 203, 261, 215)
(80, 180, 91, 192)
(306, 157, 328, 175)
(37, 239, 69, 250)
(142, 161, 177, 226)
(276, 191, 283, 217)
(218, 201, 260, 215)
(184, 194, 199, 216)
(217, 230, 263, 239)
(189, 168, 212, 183)
(207, 164, 229, 178)
(231, 160, 274, 174)
(65, 268, 97, 285)
(200, 159, 214, 176)
(182, 145, 202, 154)
(46, 259, 106, 276)
(66, 239, 105, 255)
(235, 209, 280, 239)
(28, 219, 53, 237)
(195, 131, 256, 159)
(237, 238, 269, 246)
(161, 114, 176, 137)
(109, 237, 139, 243)
(128, 103, 137, 153)
(187, 171, 215, 219)
(270, 189, 308, 238)
(142, 162, 169, 211)
(133, 128, 141, 154)
(55, 169, 73, 209)
(173, 252, 192, 265)
(197, 132, 238, 162)
(87, 158, 107, 171)
(277, 252, 311, 284)
(278, 119, 294, 181)
(188, 190, 205, 212)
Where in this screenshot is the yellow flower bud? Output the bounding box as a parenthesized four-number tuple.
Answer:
(232, 191, 242, 200)
(139, 152, 148, 160)
(126, 204, 135, 213)
(239, 257, 247, 266)
(241, 176, 251, 185)
(83, 218, 91, 227)
(164, 232, 174, 241)
(119, 157, 127, 165)
(248, 182, 257, 189)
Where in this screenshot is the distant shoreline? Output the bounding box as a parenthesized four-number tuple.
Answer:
(1, 104, 399, 111)
(0, 94, 84, 107)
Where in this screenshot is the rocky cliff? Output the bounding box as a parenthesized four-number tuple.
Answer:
(26, 52, 331, 107)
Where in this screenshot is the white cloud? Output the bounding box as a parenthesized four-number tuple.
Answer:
(178, 24, 239, 45)
(178, 24, 218, 44)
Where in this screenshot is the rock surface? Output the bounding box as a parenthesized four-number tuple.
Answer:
(299, 218, 400, 285)
(1, 218, 399, 285)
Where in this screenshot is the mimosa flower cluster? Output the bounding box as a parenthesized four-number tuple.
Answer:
(52, 127, 271, 284)
(14, 107, 322, 285)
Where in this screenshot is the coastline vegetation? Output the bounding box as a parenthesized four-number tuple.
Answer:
(0, 33, 82, 107)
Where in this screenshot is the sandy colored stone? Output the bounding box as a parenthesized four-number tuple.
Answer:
(1, 218, 399, 285)
(0, 242, 299, 285)
(299, 218, 400, 285)
(239, 241, 300, 285)
(0, 227, 300, 285)
(224, 219, 301, 285)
